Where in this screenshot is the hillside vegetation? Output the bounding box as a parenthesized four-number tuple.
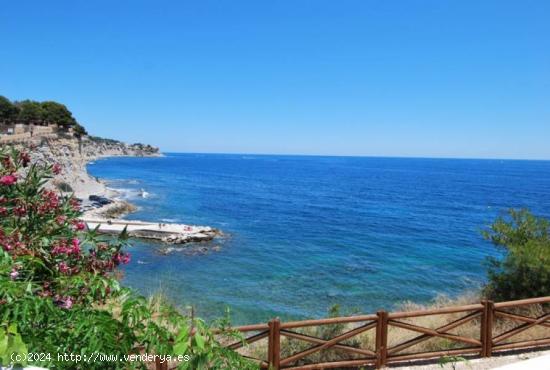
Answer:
(0, 95, 86, 136)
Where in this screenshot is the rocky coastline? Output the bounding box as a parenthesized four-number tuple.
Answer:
(9, 134, 161, 200)
(7, 134, 221, 245)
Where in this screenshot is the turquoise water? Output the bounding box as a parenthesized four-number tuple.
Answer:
(88, 154, 550, 324)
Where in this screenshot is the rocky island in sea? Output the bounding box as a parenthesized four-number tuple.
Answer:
(0, 96, 220, 245)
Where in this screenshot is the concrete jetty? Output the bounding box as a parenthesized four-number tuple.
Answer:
(82, 218, 221, 244)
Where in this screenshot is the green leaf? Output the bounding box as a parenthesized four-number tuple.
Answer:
(0, 329, 7, 355)
(173, 341, 188, 355)
(194, 333, 205, 350)
(7, 324, 17, 335)
(176, 326, 189, 342)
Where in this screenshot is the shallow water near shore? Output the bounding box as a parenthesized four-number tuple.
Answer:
(88, 154, 550, 324)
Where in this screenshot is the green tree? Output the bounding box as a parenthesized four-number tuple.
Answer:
(0, 96, 18, 123)
(15, 100, 45, 125)
(483, 209, 550, 301)
(72, 122, 88, 137)
(41, 101, 77, 127)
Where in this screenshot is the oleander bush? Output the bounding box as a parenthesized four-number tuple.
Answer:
(0, 147, 256, 369)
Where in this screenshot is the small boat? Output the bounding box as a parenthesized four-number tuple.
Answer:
(139, 188, 150, 198)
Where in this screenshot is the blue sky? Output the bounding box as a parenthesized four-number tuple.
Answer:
(1, 1, 549, 159)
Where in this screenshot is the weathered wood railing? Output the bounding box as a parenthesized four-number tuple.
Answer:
(223, 296, 550, 369)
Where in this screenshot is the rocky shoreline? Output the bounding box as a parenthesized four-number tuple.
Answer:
(9, 134, 222, 246)
(9, 134, 162, 201)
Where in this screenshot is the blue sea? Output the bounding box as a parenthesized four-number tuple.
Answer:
(87, 154, 550, 324)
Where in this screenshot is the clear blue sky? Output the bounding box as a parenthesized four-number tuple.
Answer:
(1, 1, 549, 159)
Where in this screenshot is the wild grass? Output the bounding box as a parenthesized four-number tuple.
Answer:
(235, 293, 549, 368)
(99, 290, 548, 368)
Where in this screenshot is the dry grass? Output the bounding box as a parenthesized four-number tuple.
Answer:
(234, 293, 549, 368)
(97, 291, 548, 368)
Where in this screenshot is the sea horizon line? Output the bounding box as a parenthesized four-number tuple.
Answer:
(151, 151, 550, 162)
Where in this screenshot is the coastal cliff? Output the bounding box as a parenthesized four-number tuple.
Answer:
(5, 134, 221, 245)
(6, 134, 161, 199)
(1, 96, 220, 245)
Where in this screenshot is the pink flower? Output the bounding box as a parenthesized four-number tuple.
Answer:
(71, 238, 81, 254)
(19, 152, 31, 167)
(56, 296, 73, 309)
(121, 253, 131, 264)
(9, 269, 19, 280)
(52, 245, 68, 255)
(38, 190, 61, 214)
(13, 206, 26, 217)
(62, 297, 73, 309)
(0, 175, 17, 186)
(52, 163, 62, 175)
(56, 215, 67, 225)
(74, 221, 86, 231)
(113, 252, 131, 265)
(69, 198, 80, 211)
(58, 262, 70, 274)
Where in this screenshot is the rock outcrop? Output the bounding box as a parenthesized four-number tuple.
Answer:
(5, 134, 222, 248)
(5, 134, 161, 198)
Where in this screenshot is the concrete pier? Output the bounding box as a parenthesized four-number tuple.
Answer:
(83, 218, 220, 244)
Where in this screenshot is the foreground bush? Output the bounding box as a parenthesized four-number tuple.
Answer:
(483, 209, 550, 301)
(0, 147, 256, 369)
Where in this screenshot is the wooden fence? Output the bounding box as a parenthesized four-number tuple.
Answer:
(221, 296, 550, 369)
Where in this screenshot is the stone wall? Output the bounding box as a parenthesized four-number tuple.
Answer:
(0, 124, 58, 143)
(0, 132, 32, 143)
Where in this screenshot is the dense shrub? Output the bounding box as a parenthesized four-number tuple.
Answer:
(41, 101, 77, 128)
(0, 96, 19, 122)
(0, 147, 255, 369)
(0, 96, 87, 136)
(483, 209, 550, 301)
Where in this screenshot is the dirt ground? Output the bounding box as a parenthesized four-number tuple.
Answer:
(392, 349, 550, 369)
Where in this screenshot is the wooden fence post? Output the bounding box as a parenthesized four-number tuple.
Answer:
(481, 300, 488, 356)
(267, 319, 273, 366)
(268, 318, 281, 369)
(376, 310, 388, 368)
(483, 300, 495, 357)
(155, 357, 168, 370)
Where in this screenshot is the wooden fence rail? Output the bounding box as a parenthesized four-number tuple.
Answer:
(220, 296, 550, 369)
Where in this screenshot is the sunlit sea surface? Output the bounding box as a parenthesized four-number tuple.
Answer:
(87, 154, 550, 324)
